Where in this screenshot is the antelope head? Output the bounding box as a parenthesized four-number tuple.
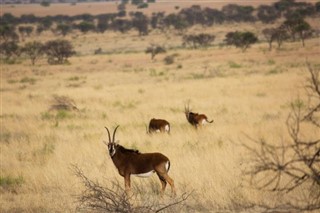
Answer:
(104, 125, 120, 158)
(184, 103, 191, 120)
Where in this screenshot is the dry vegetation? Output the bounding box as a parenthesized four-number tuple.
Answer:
(1, 2, 320, 213)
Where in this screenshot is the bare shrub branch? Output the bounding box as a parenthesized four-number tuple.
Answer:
(71, 165, 192, 213)
(49, 95, 79, 111)
(241, 63, 320, 211)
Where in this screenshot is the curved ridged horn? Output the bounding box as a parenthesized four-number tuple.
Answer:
(112, 125, 120, 143)
(105, 127, 111, 143)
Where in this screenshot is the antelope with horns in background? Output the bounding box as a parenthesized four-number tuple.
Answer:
(104, 126, 176, 196)
(185, 104, 213, 128)
(147, 118, 170, 134)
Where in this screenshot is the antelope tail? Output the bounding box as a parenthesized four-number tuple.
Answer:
(207, 119, 214, 123)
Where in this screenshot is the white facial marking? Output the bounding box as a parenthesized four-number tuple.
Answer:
(108, 144, 116, 157)
(133, 170, 154, 178)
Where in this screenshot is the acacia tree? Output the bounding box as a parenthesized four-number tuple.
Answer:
(222, 4, 255, 23)
(18, 26, 33, 40)
(273, 26, 290, 49)
(77, 21, 95, 34)
(131, 12, 149, 36)
(150, 12, 165, 30)
(262, 28, 277, 51)
(182, 33, 215, 49)
(111, 19, 132, 33)
(55, 22, 72, 36)
(257, 5, 280, 24)
(224, 31, 258, 52)
(293, 19, 312, 47)
(44, 39, 75, 64)
(163, 14, 189, 34)
(203, 8, 225, 26)
(22, 41, 44, 65)
(0, 23, 19, 42)
(262, 27, 289, 50)
(282, 17, 313, 46)
(0, 41, 20, 62)
(242, 63, 320, 211)
(131, 0, 143, 5)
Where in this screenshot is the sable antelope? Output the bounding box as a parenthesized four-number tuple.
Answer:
(147, 118, 170, 134)
(185, 104, 213, 128)
(104, 126, 176, 196)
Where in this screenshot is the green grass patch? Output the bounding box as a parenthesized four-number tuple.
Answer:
(20, 77, 36, 85)
(267, 66, 283, 75)
(0, 131, 11, 143)
(228, 61, 242, 69)
(112, 101, 139, 110)
(32, 142, 55, 165)
(7, 79, 18, 84)
(149, 69, 165, 77)
(256, 92, 266, 97)
(0, 175, 24, 188)
(41, 110, 73, 121)
(41, 111, 54, 120)
(190, 73, 205, 79)
(56, 110, 72, 120)
(267, 59, 275, 65)
(68, 76, 80, 81)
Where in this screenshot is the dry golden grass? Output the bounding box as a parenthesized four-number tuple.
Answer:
(1, 36, 319, 211)
(1, 3, 320, 212)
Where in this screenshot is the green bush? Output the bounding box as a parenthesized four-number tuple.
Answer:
(56, 110, 71, 120)
(20, 77, 36, 84)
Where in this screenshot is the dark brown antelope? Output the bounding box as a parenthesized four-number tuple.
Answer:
(147, 118, 170, 134)
(185, 104, 213, 128)
(104, 126, 176, 196)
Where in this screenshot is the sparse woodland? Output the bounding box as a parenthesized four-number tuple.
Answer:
(0, 0, 320, 212)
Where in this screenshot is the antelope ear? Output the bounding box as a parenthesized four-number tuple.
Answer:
(115, 140, 120, 145)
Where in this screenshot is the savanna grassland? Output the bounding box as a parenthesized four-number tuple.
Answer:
(1, 1, 320, 213)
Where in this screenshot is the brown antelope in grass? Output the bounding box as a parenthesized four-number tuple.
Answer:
(104, 126, 176, 196)
(185, 104, 213, 128)
(147, 118, 170, 134)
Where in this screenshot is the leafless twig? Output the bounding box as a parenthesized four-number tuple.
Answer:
(71, 165, 193, 213)
(241, 63, 320, 211)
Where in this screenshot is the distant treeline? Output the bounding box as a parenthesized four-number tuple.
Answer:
(1, 0, 319, 65)
(1, 0, 320, 37)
